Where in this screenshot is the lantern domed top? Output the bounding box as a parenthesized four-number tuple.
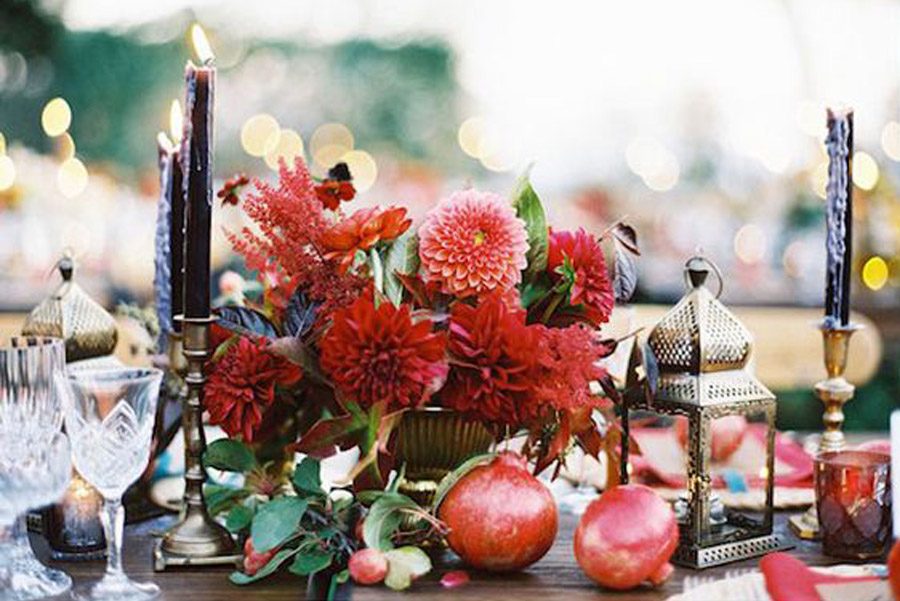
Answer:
(649, 255, 753, 375)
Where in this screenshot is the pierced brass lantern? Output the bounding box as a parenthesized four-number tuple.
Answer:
(622, 255, 791, 569)
(22, 255, 117, 362)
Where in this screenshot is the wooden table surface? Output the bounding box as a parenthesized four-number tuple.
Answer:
(32, 509, 874, 601)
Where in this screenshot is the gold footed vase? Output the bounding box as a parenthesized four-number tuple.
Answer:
(396, 408, 494, 508)
(789, 323, 860, 540)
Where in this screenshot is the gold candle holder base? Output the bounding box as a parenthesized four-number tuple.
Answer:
(789, 322, 861, 541)
(155, 316, 239, 571)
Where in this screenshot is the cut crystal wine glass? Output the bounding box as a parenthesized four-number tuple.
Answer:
(0, 336, 73, 601)
(58, 367, 163, 601)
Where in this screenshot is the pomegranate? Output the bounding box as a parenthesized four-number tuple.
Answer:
(574, 484, 678, 590)
(439, 452, 557, 572)
(243, 538, 276, 576)
(349, 548, 388, 585)
(889, 540, 900, 600)
(675, 415, 747, 462)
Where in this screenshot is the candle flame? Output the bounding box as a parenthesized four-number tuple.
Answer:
(169, 100, 183, 144)
(191, 24, 215, 64)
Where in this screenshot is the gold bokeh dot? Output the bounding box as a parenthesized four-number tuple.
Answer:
(240, 114, 280, 157)
(311, 123, 354, 167)
(57, 157, 88, 198)
(458, 117, 486, 158)
(341, 150, 377, 192)
(264, 129, 304, 170)
(852, 151, 879, 191)
(42, 97, 72, 137)
(862, 256, 889, 291)
(0, 156, 16, 190)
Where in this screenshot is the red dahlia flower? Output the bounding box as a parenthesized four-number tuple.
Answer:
(319, 293, 448, 411)
(206, 336, 303, 442)
(321, 207, 412, 273)
(547, 228, 615, 326)
(441, 292, 542, 426)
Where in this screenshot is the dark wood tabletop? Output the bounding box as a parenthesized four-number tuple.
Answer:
(31, 509, 870, 601)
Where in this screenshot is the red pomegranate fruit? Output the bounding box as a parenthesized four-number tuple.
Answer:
(438, 452, 558, 572)
(574, 484, 678, 590)
(348, 548, 389, 585)
(675, 415, 748, 462)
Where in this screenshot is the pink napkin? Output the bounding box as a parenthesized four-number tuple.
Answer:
(759, 553, 880, 601)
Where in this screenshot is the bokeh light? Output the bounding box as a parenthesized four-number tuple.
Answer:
(734, 224, 767, 265)
(782, 240, 805, 278)
(880, 121, 900, 162)
(810, 160, 828, 199)
(264, 128, 304, 170)
(457, 117, 486, 158)
(240, 113, 280, 157)
(57, 157, 88, 198)
(341, 150, 377, 192)
(0, 132, 6, 155)
(311, 123, 354, 168)
(57, 132, 75, 160)
(0, 156, 16, 191)
(852, 151, 879, 191)
(41, 97, 72, 137)
(626, 136, 680, 191)
(861, 256, 889, 291)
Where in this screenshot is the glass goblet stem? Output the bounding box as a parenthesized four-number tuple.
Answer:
(99, 497, 125, 578)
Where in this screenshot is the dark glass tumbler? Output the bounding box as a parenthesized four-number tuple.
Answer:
(815, 450, 891, 559)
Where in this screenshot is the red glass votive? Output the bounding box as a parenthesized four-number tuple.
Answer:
(815, 450, 891, 559)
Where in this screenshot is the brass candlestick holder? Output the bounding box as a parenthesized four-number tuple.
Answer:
(789, 322, 861, 540)
(154, 317, 240, 570)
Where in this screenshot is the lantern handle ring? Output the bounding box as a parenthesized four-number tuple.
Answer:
(683, 255, 724, 299)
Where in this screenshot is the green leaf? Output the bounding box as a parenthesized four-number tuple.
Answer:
(251, 496, 308, 552)
(356, 490, 386, 505)
(511, 172, 548, 281)
(383, 231, 419, 306)
(363, 492, 420, 551)
(335, 569, 349, 584)
(384, 547, 432, 591)
(432, 452, 495, 512)
(225, 504, 254, 533)
(288, 549, 333, 576)
(204, 484, 248, 516)
(292, 457, 325, 497)
(520, 278, 551, 309)
(204, 439, 258, 473)
(229, 547, 298, 585)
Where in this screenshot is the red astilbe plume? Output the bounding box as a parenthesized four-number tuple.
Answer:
(547, 228, 615, 326)
(441, 291, 542, 427)
(534, 323, 610, 412)
(227, 157, 366, 318)
(206, 336, 303, 442)
(319, 291, 448, 412)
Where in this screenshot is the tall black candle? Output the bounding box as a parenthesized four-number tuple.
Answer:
(169, 101, 186, 331)
(823, 108, 853, 328)
(181, 25, 215, 319)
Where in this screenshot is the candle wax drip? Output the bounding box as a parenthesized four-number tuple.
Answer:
(824, 113, 851, 329)
(154, 146, 174, 348)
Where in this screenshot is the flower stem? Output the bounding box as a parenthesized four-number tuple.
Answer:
(370, 248, 384, 299)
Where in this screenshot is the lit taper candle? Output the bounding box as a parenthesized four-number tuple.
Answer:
(181, 24, 215, 318)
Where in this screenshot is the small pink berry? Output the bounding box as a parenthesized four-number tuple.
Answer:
(348, 548, 388, 585)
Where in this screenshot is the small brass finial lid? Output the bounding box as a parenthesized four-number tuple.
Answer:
(22, 253, 118, 362)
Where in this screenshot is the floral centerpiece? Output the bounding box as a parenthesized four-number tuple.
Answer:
(202, 158, 639, 593)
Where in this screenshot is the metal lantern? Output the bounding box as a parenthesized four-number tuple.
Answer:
(621, 255, 791, 569)
(22, 254, 117, 362)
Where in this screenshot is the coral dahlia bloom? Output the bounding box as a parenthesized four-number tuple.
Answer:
(322, 207, 412, 272)
(419, 190, 529, 298)
(441, 292, 541, 426)
(547, 228, 615, 326)
(319, 293, 448, 411)
(206, 337, 303, 442)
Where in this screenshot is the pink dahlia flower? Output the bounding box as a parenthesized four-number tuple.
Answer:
(418, 190, 529, 298)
